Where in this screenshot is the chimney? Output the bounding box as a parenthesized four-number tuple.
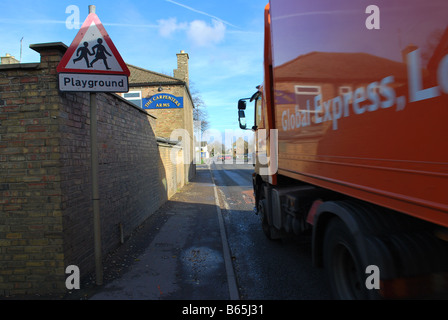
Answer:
(1, 53, 20, 64)
(173, 50, 189, 87)
(402, 44, 418, 63)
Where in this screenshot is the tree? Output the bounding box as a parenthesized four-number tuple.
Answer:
(190, 81, 210, 133)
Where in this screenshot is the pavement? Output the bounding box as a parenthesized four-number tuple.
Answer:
(69, 164, 238, 300)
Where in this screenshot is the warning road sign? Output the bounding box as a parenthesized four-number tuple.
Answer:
(57, 11, 129, 92)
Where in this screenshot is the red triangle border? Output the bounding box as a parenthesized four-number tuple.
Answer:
(57, 13, 130, 76)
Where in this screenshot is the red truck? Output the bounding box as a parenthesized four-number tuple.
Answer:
(238, 0, 448, 299)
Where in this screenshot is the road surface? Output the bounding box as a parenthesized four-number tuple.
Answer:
(210, 162, 332, 300)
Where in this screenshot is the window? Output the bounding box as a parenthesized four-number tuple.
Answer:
(123, 91, 142, 108)
(294, 85, 321, 110)
(339, 86, 352, 102)
(295, 86, 321, 95)
(255, 94, 262, 127)
(339, 86, 351, 95)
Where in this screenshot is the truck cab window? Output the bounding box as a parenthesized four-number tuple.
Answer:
(255, 95, 262, 128)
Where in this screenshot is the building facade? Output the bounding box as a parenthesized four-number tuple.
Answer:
(121, 51, 195, 182)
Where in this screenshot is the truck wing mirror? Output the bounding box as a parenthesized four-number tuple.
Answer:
(238, 110, 247, 129)
(238, 99, 247, 110)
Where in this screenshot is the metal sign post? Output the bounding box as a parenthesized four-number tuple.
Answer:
(57, 4, 130, 286)
(89, 5, 102, 287)
(90, 91, 102, 286)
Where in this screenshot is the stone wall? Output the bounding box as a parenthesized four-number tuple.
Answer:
(0, 43, 190, 296)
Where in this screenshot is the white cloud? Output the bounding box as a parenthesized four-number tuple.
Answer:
(157, 18, 226, 47)
(157, 17, 187, 37)
(187, 19, 226, 47)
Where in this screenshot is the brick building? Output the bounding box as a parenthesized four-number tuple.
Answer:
(121, 51, 195, 182)
(0, 42, 194, 296)
(1, 54, 20, 65)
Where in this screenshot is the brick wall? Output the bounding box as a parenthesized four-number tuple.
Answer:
(0, 44, 65, 295)
(0, 42, 189, 296)
(130, 84, 195, 185)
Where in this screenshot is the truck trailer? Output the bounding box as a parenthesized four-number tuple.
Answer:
(238, 0, 448, 299)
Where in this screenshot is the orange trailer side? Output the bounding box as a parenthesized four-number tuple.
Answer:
(265, 0, 448, 227)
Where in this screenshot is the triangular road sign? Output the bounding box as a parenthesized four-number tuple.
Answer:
(57, 13, 130, 76)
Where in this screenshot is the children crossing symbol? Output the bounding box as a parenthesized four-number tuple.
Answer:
(72, 38, 113, 70)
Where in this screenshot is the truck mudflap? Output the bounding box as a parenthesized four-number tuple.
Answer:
(313, 200, 448, 299)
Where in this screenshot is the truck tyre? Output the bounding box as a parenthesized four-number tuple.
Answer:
(323, 217, 370, 299)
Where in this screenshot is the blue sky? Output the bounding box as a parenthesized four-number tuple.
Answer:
(0, 0, 266, 139)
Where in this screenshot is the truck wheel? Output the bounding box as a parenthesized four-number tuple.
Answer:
(323, 218, 369, 299)
(259, 199, 281, 240)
